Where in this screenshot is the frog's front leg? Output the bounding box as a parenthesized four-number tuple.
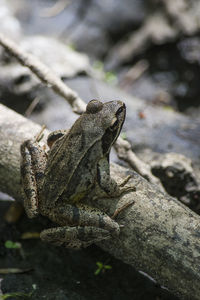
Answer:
(20, 140, 47, 218)
(97, 156, 135, 197)
(96, 156, 135, 218)
(40, 203, 120, 249)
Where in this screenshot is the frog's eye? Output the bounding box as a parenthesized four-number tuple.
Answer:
(110, 117, 119, 131)
(116, 104, 125, 115)
(86, 99, 103, 114)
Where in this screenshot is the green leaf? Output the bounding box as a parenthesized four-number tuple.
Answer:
(4, 240, 21, 249)
(105, 71, 117, 84)
(104, 265, 112, 270)
(94, 268, 101, 276)
(96, 262, 103, 268)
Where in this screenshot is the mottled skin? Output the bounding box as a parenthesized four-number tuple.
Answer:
(20, 100, 133, 249)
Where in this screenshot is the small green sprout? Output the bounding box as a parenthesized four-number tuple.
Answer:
(94, 261, 112, 275)
(4, 240, 25, 259)
(4, 241, 21, 249)
(93, 61, 117, 84)
(104, 71, 117, 84)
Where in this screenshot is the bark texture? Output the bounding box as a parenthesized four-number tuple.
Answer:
(0, 104, 200, 300)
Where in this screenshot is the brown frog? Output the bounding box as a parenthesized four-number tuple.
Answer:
(20, 100, 134, 249)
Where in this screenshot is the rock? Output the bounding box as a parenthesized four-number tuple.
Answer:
(151, 153, 200, 212)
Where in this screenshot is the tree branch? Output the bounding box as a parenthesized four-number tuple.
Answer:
(0, 103, 200, 300)
(0, 33, 86, 114)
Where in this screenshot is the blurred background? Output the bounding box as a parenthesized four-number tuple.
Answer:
(1, 0, 200, 116)
(0, 1, 200, 299)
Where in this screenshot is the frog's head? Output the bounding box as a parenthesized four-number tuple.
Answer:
(86, 99, 126, 154)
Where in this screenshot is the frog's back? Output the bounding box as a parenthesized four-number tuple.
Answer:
(41, 115, 104, 207)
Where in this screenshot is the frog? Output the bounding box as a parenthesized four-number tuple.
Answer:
(20, 99, 134, 249)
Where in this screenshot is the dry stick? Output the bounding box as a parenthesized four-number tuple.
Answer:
(0, 33, 86, 114)
(24, 96, 40, 117)
(119, 60, 149, 88)
(0, 104, 200, 300)
(114, 137, 163, 188)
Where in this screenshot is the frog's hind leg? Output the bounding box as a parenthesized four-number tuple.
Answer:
(20, 140, 47, 218)
(47, 203, 120, 235)
(40, 203, 120, 248)
(40, 226, 110, 249)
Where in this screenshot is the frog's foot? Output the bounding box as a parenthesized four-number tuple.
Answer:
(118, 175, 136, 193)
(40, 226, 111, 249)
(119, 175, 132, 187)
(20, 140, 47, 218)
(111, 175, 135, 219)
(111, 199, 135, 219)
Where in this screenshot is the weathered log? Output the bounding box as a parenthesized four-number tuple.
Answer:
(0, 103, 200, 300)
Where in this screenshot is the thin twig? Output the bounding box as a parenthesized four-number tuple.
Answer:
(34, 125, 46, 143)
(119, 60, 149, 88)
(115, 137, 164, 190)
(24, 96, 40, 117)
(0, 33, 86, 114)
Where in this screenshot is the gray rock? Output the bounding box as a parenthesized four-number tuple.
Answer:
(151, 153, 200, 212)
